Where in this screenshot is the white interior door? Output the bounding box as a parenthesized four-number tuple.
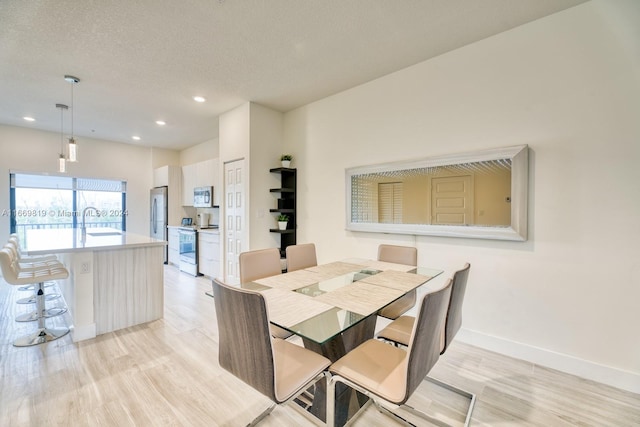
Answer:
(224, 159, 246, 285)
(431, 175, 474, 225)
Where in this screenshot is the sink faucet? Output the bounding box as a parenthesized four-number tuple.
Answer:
(81, 206, 100, 242)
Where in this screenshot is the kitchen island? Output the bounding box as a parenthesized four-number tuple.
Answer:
(24, 228, 166, 342)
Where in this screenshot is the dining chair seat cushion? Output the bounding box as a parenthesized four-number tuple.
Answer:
(271, 325, 294, 340)
(330, 338, 408, 404)
(377, 290, 416, 320)
(378, 315, 446, 352)
(378, 315, 414, 346)
(273, 339, 331, 402)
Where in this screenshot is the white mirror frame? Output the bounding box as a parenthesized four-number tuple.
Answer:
(345, 144, 528, 241)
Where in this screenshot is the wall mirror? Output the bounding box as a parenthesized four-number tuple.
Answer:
(346, 145, 528, 241)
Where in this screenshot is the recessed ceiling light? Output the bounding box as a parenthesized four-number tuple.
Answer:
(155, 120, 166, 126)
(23, 116, 35, 122)
(193, 96, 206, 103)
(132, 136, 141, 141)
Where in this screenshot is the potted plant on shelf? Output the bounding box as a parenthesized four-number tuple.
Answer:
(277, 214, 289, 230)
(280, 154, 292, 168)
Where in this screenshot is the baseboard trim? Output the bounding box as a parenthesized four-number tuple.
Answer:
(70, 323, 97, 342)
(456, 328, 640, 395)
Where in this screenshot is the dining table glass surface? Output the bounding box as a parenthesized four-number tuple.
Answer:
(241, 260, 443, 345)
(293, 268, 381, 296)
(287, 307, 369, 344)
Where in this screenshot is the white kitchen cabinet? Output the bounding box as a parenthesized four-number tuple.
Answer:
(198, 231, 220, 278)
(182, 159, 220, 206)
(168, 227, 180, 266)
(181, 163, 197, 206)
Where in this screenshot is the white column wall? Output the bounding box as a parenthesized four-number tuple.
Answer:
(248, 103, 284, 250)
(283, 1, 640, 392)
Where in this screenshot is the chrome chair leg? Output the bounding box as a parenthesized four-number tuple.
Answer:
(287, 371, 330, 427)
(424, 376, 476, 427)
(374, 400, 450, 427)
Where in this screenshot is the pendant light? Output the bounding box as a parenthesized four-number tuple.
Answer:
(56, 103, 68, 173)
(64, 75, 80, 162)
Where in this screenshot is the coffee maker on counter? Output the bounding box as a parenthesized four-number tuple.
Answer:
(197, 213, 209, 228)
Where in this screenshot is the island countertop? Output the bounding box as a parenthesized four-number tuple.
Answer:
(24, 227, 166, 255)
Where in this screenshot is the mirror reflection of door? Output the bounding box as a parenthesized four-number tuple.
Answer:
(431, 175, 473, 225)
(378, 182, 402, 223)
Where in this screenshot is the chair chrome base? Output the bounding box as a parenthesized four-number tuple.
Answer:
(18, 282, 55, 291)
(16, 293, 60, 304)
(424, 376, 476, 427)
(246, 403, 276, 426)
(13, 326, 70, 347)
(374, 401, 450, 427)
(329, 373, 476, 427)
(15, 306, 68, 322)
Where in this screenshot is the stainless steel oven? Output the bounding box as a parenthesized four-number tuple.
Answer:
(179, 228, 198, 276)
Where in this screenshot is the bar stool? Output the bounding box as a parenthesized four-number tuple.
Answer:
(3, 244, 68, 322)
(4, 244, 63, 305)
(0, 248, 70, 346)
(8, 235, 57, 292)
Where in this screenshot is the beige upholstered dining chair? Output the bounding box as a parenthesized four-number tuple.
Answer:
(377, 244, 418, 319)
(285, 243, 317, 272)
(239, 248, 282, 284)
(212, 279, 330, 425)
(377, 262, 475, 425)
(327, 279, 453, 426)
(238, 247, 292, 339)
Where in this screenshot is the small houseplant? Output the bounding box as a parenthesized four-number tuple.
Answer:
(280, 154, 292, 168)
(277, 214, 289, 230)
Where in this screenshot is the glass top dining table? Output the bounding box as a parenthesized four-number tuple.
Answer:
(241, 259, 443, 345)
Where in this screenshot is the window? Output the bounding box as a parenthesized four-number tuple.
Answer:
(9, 173, 127, 242)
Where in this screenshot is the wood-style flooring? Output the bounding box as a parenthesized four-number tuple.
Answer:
(1, 265, 638, 426)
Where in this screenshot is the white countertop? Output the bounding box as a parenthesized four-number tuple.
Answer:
(167, 225, 220, 234)
(24, 228, 167, 255)
(197, 228, 220, 234)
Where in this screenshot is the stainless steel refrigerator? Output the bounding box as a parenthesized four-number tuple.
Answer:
(150, 186, 168, 263)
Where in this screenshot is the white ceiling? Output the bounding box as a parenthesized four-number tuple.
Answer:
(0, 0, 587, 150)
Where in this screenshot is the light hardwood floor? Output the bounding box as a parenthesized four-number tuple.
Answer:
(1, 265, 639, 426)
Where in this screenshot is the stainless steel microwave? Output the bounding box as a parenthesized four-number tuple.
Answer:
(193, 186, 213, 207)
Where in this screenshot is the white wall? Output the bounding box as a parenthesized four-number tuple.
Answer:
(0, 124, 154, 239)
(283, 1, 640, 392)
(249, 103, 284, 250)
(180, 137, 219, 165)
(150, 147, 180, 169)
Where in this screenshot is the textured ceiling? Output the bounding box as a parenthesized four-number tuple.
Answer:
(0, 0, 587, 150)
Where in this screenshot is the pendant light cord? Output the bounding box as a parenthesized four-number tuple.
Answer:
(70, 81, 74, 139)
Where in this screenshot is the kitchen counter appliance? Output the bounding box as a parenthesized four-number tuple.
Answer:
(197, 213, 209, 228)
(194, 186, 213, 208)
(150, 186, 168, 264)
(179, 228, 198, 276)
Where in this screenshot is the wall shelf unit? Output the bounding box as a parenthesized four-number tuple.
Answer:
(269, 167, 296, 258)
